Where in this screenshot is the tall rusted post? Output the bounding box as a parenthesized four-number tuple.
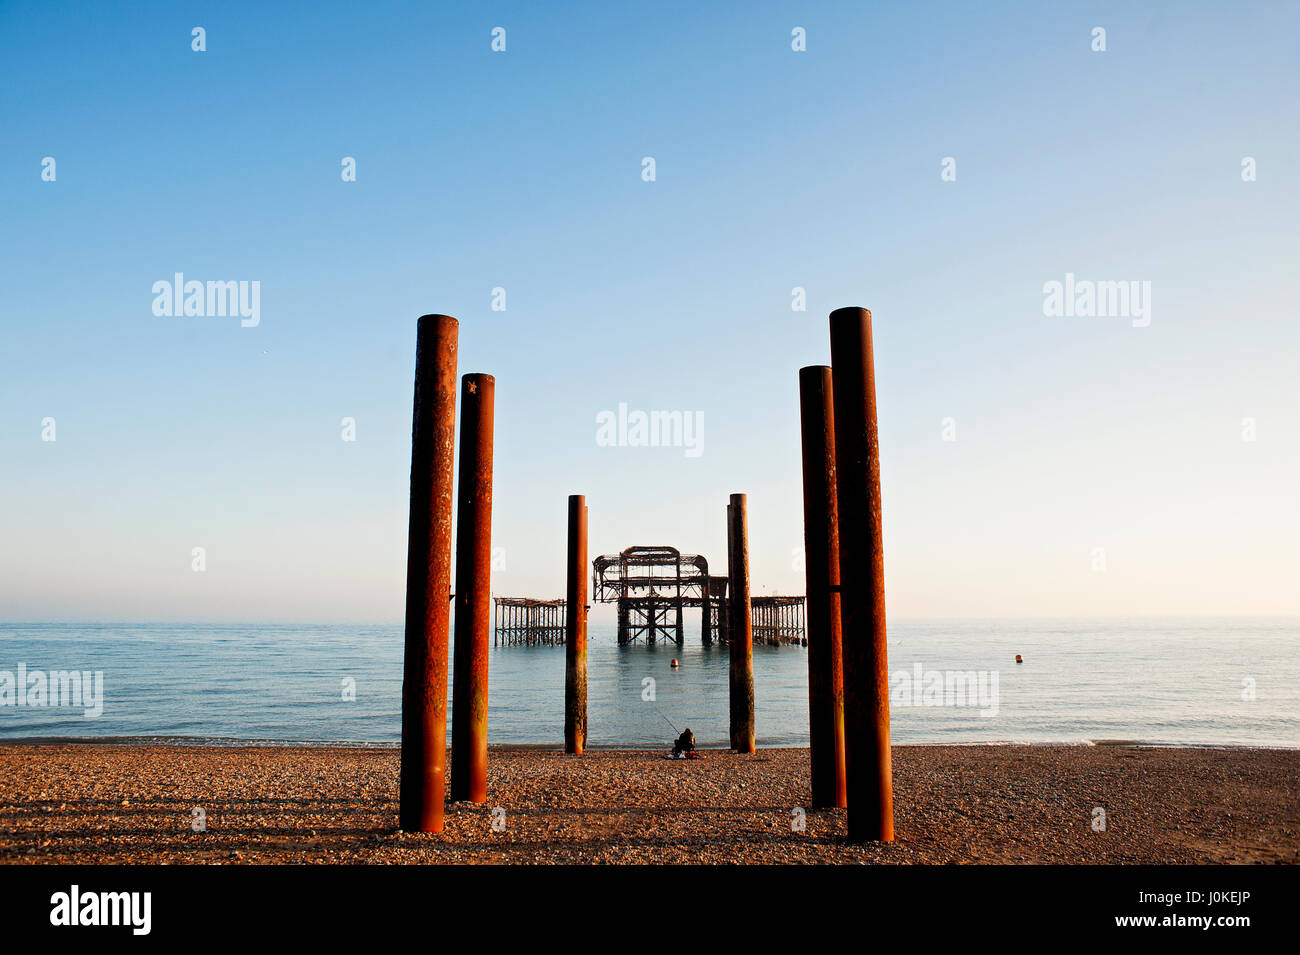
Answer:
(400, 314, 458, 833)
(727, 493, 755, 753)
(829, 307, 894, 842)
(725, 502, 734, 706)
(451, 373, 494, 803)
(564, 495, 588, 753)
(799, 365, 847, 809)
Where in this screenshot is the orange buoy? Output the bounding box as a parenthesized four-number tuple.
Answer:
(1015, 654, 1023, 664)
(670, 658, 679, 669)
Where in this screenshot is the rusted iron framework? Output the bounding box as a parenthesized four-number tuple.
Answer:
(592, 546, 726, 645)
(493, 597, 566, 646)
(591, 545, 805, 646)
(705, 574, 730, 644)
(750, 595, 806, 646)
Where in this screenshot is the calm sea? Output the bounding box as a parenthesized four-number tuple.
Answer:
(0, 618, 1295, 748)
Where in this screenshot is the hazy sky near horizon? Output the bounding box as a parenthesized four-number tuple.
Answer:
(2, 1, 1297, 623)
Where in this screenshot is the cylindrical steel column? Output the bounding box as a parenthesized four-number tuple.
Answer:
(799, 365, 847, 809)
(728, 493, 755, 753)
(829, 307, 894, 842)
(564, 495, 589, 753)
(450, 373, 494, 803)
(399, 313, 458, 833)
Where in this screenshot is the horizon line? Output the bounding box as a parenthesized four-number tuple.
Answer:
(3, 613, 1296, 627)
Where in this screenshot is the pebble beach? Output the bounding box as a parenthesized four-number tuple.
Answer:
(1, 744, 1295, 864)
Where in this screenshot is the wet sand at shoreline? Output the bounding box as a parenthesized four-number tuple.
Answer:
(1, 744, 1295, 864)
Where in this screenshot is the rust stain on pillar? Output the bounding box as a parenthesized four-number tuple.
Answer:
(451, 373, 494, 804)
(829, 306, 894, 842)
(799, 365, 847, 809)
(564, 495, 588, 753)
(399, 314, 458, 833)
(728, 493, 756, 753)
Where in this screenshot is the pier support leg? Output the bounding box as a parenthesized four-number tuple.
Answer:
(564, 495, 589, 753)
(829, 307, 894, 842)
(799, 365, 847, 809)
(400, 314, 458, 833)
(727, 494, 756, 753)
(451, 373, 494, 804)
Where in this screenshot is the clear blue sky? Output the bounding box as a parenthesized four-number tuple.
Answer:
(2, 0, 1297, 622)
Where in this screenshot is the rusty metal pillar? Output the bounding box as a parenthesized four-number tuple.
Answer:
(799, 365, 847, 809)
(450, 373, 494, 804)
(829, 307, 894, 842)
(564, 495, 588, 753)
(399, 313, 458, 833)
(726, 502, 736, 721)
(727, 493, 755, 753)
(725, 503, 734, 648)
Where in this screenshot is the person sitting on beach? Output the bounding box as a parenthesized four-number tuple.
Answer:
(671, 728, 696, 758)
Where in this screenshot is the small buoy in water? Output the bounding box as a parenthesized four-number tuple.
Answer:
(1015, 654, 1023, 664)
(670, 658, 679, 669)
